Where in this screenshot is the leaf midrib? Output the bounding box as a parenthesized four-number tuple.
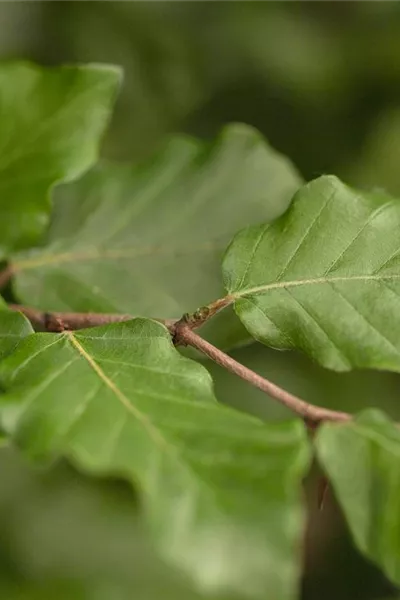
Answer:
(13, 241, 224, 271)
(65, 332, 224, 504)
(66, 331, 168, 449)
(232, 273, 400, 300)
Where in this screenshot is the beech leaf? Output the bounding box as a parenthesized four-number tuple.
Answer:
(0, 62, 121, 256)
(223, 175, 400, 371)
(11, 124, 301, 347)
(316, 410, 400, 587)
(0, 318, 310, 600)
(0, 300, 33, 360)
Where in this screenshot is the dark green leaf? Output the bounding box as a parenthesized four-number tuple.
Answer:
(0, 318, 310, 599)
(315, 410, 400, 587)
(223, 175, 400, 371)
(0, 62, 121, 256)
(0, 299, 33, 360)
(11, 124, 301, 347)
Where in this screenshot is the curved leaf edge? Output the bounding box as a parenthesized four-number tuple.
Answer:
(0, 317, 312, 599)
(315, 409, 400, 588)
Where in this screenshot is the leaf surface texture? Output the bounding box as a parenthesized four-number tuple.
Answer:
(0, 298, 33, 360)
(0, 318, 310, 599)
(0, 62, 121, 255)
(12, 124, 301, 347)
(316, 410, 400, 586)
(224, 176, 400, 370)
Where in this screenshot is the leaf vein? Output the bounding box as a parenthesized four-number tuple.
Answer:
(13, 241, 223, 271)
(275, 187, 336, 282)
(66, 332, 168, 449)
(329, 283, 400, 359)
(8, 336, 64, 383)
(235, 224, 270, 291)
(234, 273, 400, 299)
(284, 288, 351, 367)
(324, 200, 393, 275)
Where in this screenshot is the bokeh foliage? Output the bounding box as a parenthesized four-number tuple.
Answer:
(2, 2, 400, 599)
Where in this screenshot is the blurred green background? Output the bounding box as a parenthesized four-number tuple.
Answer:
(1, 2, 400, 599)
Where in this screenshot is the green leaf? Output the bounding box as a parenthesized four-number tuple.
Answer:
(0, 299, 33, 360)
(223, 175, 400, 371)
(11, 124, 301, 347)
(0, 318, 310, 600)
(315, 410, 400, 587)
(0, 447, 204, 600)
(0, 62, 121, 256)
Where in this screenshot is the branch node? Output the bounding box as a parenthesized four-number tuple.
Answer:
(8, 303, 352, 425)
(44, 312, 68, 333)
(180, 296, 233, 331)
(172, 314, 190, 346)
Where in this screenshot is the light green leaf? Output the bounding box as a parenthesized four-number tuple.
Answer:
(315, 410, 400, 587)
(0, 62, 121, 256)
(11, 124, 301, 347)
(0, 299, 33, 360)
(0, 318, 310, 600)
(0, 447, 204, 600)
(223, 175, 400, 371)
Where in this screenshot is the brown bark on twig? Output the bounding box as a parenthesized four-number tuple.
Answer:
(9, 304, 351, 425)
(9, 304, 175, 334)
(174, 322, 351, 424)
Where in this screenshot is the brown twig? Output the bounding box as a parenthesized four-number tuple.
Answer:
(9, 304, 175, 335)
(175, 323, 351, 424)
(0, 265, 13, 290)
(10, 303, 351, 424)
